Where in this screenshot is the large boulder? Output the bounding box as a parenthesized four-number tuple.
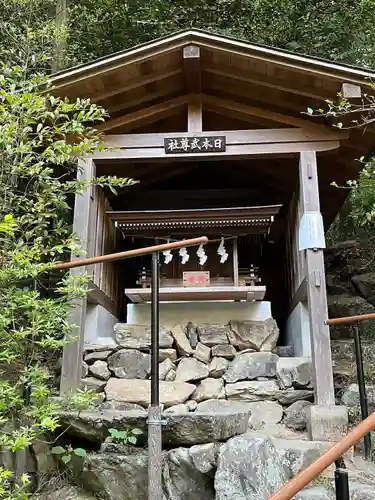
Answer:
(89, 360, 111, 380)
(194, 342, 211, 364)
(164, 404, 189, 414)
(81, 450, 148, 500)
(159, 349, 178, 362)
(327, 295, 375, 340)
(162, 412, 249, 446)
(228, 318, 279, 351)
(114, 324, 173, 349)
(35, 487, 96, 500)
(171, 324, 194, 356)
(175, 358, 209, 383)
(208, 357, 229, 378)
(352, 272, 375, 307)
(191, 378, 225, 402)
(215, 436, 288, 500)
(105, 379, 195, 407)
(82, 445, 219, 500)
(226, 380, 279, 402)
(283, 401, 312, 431)
(62, 410, 249, 447)
(197, 324, 229, 346)
(277, 357, 312, 388)
(162, 446, 215, 500)
(295, 487, 333, 499)
(159, 358, 176, 381)
(108, 350, 151, 379)
(223, 352, 278, 383)
(342, 383, 375, 413)
(196, 399, 251, 413)
(331, 339, 375, 365)
(275, 389, 314, 405)
(211, 344, 236, 359)
(247, 401, 283, 429)
(325, 238, 375, 282)
(85, 350, 113, 363)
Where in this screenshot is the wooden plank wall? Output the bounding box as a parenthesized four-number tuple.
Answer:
(285, 191, 307, 306)
(88, 187, 123, 312)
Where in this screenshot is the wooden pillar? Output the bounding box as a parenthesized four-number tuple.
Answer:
(60, 157, 95, 395)
(233, 237, 239, 286)
(299, 151, 335, 406)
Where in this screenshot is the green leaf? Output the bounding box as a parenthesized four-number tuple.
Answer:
(307, 107, 314, 115)
(131, 428, 143, 435)
(51, 446, 66, 455)
(62, 455, 72, 464)
(74, 447, 87, 458)
(127, 435, 137, 445)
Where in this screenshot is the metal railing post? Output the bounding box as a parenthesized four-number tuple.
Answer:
(353, 321, 371, 459)
(334, 458, 349, 500)
(148, 251, 163, 500)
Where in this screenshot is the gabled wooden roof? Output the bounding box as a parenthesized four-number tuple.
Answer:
(52, 29, 375, 133)
(52, 29, 375, 227)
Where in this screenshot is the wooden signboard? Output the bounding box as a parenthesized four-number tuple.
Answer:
(164, 136, 226, 154)
(183, 271, 210, 287)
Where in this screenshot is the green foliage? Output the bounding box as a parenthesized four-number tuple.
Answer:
(104, 427, 143, 446)
(51, 444, 86, 464)
(309, 81, 375, 230)
(0, 54, 135, 497)
(2, 0, 375, 69)
(64, 0, 375, 67)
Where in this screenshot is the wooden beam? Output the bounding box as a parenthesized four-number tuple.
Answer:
(289, 277, 307, 313)
(204, 65, 329, 101)
(183, 45, 202, 93)
(188, 97, 203, 132)
(95, 68, 181, 103)
(103, 127, 346, 148)
(94, 139, 340, 160)
(108, 86, 183, 115)
(97, 95, 188, 132)
(88, 281, 118, 318)
(299, 151, 335, 406)
(60, 158, 95, 395)
(341, 82, 361, 99)
(202, 94, 345, 135)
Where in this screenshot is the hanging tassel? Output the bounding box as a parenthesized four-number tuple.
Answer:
(179, 246, 190, 264)
(220, 252, 229, 264)
(217, 238, 227, 263)
(197, 244, 207, 266)
(163, 240, 173, 264)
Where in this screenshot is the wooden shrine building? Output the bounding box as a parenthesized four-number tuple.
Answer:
(52, 30, 375, 424)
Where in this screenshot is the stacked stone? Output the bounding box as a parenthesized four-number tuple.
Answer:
(82, 319, 314, 431)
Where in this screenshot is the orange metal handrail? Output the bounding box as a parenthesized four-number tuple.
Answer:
(326, 312, 375, 326)
(270, 410, 375, 500)
(52, 237, 208, 270)
(272, 310, 375, 499)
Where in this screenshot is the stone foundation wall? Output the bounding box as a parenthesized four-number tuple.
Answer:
(82, 319, 314, 432)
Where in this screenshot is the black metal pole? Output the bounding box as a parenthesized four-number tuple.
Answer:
(334, 458, 350, 500)
(151, 251, 160, 404)
(353, 321, 371, 460)
(148, 251, 162, 500)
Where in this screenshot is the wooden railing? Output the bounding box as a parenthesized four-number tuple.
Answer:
(270, 410, 375, 499)
(271, 311, 375, 500)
